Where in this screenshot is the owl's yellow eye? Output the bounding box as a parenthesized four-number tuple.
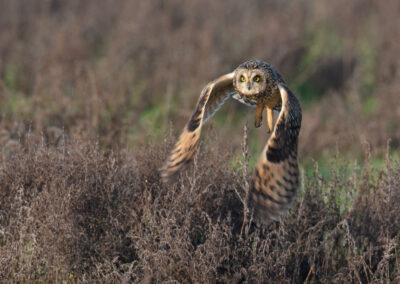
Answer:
(240, 75, 246, 82)
(254, 75, 260, 82)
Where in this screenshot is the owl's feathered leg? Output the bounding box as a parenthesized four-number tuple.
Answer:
(265, 94, 282, 133)
(254, 103, 265, 128)
(266, 107, 274, 133)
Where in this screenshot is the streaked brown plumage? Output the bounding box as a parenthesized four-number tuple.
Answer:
(161, 60, 302, 225)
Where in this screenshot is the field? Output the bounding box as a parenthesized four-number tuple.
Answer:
(1, 0, 400, 282)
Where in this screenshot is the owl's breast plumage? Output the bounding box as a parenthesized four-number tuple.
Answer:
(232, 93, 259, 107)
(232, 91, 282, 112)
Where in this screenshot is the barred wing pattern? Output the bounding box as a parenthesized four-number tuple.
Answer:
(161, 72, 235, 183)
(250, 84, 302, 225)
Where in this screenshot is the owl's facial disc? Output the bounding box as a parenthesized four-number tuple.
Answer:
(235, 69, 266, 96)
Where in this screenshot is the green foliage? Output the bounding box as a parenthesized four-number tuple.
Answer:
(362, 95, 378, 115)
(357, 24, 377, 99)
(1, 92, 31, 119)
(292, 24, 344, 104)
(295, 81, 321, 104)
(137, 104, 165, 139)
(4, 64, 20, 91)
(305, 24, 344, 60)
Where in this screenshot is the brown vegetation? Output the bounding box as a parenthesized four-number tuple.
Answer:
(0, 131, 399, 282)
(1, 0, 400, 282)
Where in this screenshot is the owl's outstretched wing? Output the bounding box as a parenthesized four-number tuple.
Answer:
(161, 72, 236, 183)
(250, 84, 302, 225)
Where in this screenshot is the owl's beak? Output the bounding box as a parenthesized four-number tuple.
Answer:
(247, 82, 251, 91)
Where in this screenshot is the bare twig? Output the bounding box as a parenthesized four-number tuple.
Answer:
(239, 124, 250, 236)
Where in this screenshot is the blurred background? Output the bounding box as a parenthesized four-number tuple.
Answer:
(1, 0, 399, 169)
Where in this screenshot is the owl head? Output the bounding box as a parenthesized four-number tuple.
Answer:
(233, 60, 282, 97)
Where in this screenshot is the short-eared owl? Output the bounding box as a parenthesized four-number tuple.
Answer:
(161, 60, 302, 225)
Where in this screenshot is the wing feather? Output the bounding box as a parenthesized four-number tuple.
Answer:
(249, 84, 302, 225)
(161, 72, 235, 183)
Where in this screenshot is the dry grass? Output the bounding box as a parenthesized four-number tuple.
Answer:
(0, 129, 399, 282)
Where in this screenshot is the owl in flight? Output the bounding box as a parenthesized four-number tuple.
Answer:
(161, 60, 302, 225)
